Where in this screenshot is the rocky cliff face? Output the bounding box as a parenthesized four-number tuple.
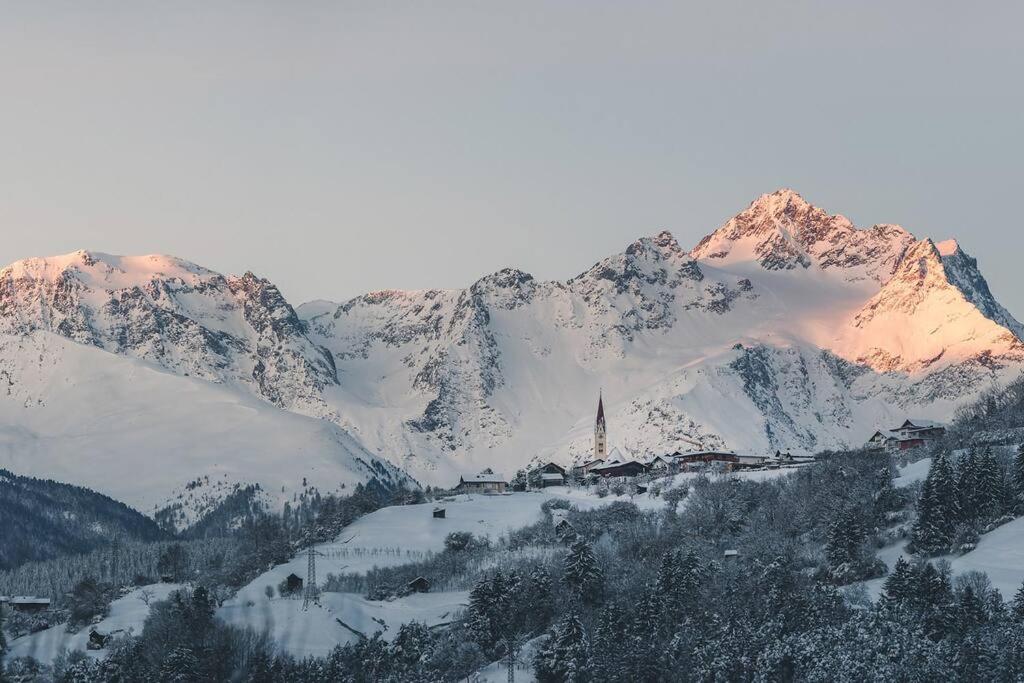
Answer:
(0, 251, 337, 415)
(1, 190, 1020, 491)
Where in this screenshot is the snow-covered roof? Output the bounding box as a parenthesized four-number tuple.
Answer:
(893, 419, 945, 430)
(604, 447, 626, 464)
(9, 596, 50, 604)
(461, 472, 506, 484)
(590, 458, 644, 472)
(540, 472, 564, 481)
(675, 449, 738, 457)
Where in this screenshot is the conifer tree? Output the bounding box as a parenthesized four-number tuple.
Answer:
(957, 451, 982, 524)
(563, 539, 603, 604)
(911, 453, 958, 555)
(534, 611, 589, 683)
(977, 449, 1007, 521)
(1011, 581, 1024, 622)
(882, 557, 916, 604)
(1013, 445, 1024, 513)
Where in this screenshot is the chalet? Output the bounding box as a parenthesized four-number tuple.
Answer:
(455, 471, 508, 494)
(733, 454, 770, 469)
(589, 449, 648, 478)
(572, 458, 605, 478)
(537, 462, 567, 476)
(646, 455, 674, 472)
(540, 472, 565, 487)
(285, 573, 304, 595)
(7, 596, 50, 613)
(867, 419, 946, 453)
(432, 507, 446, 519)
(407, 577, 430, 594)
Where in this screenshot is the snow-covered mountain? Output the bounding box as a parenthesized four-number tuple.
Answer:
(1, 189, 1021, 498)
(0, 253, 411, 520)
(301, 189, 1024, 480)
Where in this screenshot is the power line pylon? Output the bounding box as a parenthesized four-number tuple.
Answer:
(302, 546, 325, 610)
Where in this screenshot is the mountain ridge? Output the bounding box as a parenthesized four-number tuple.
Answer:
(1, 189, 1021, 495)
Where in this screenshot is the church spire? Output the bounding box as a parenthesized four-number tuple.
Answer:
(594, 390, 607, 459)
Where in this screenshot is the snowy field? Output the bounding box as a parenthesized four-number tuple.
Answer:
(5, 583, 181, 667)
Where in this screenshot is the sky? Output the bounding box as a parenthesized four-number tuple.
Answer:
(1, 2, 1022, 315)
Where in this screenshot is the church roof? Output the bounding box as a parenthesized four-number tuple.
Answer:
(596, 393, 606, 427)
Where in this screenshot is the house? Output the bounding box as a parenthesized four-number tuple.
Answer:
(407, 577, 430, 594)
(285, 573, 304, 595)
(540, 472, 565, 487)
(589, 448, 648, 478)
(732, 454, 770, 469)
(723, 549, 740, 560)
(455, 471, 508, 494)
(646, 455, 674, 472)
(538, 462, 567, 476)
(866, 420, 946, 453)
(8, 596, 50, 613)
(432, 507, 446, 519)
(894, 419, 946, 440)
(572, 458, 605, 478)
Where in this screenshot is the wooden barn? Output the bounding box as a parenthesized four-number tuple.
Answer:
(455, 471, 508, 494)
(407, 577, 430, 593)
(285, 573, 304, 594)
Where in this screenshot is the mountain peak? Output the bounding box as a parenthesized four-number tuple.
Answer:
(747, 188, 813, 214)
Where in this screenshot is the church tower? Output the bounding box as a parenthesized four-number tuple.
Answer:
(594, 392, 607, 459)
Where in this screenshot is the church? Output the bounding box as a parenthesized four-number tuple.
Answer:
(582, 393, 649, 478)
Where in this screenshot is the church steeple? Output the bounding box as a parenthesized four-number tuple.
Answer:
(594, 391, 607, 459)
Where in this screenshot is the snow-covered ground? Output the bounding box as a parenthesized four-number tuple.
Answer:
(219, 590, 470, 659)
(4, 583, 181, 667)
(893, 457, 931, 487)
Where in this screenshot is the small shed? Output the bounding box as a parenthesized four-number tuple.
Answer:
(285, 573, 304, 594)
(723, 549, 740, 560)
(87, 629, 110, 651)
(635, 485, 648, 495)
(407, 577, 430, 594)
(432, 507, 446, 519)
(160, 574, 175, 583)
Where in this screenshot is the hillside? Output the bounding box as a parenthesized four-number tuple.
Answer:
(0, 331, 413, 519)
(0, 469, 166, 570)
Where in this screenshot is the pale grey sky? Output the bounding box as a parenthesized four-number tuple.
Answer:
(1, 2, 1022, 315)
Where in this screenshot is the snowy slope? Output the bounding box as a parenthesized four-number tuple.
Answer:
(0, 331, 411, 519)
(5, 583, 182, 666)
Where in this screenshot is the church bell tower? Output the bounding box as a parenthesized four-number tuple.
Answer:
(594, 392, 607, 459)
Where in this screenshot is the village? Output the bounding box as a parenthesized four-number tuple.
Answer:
(450, 395, 947, 496)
